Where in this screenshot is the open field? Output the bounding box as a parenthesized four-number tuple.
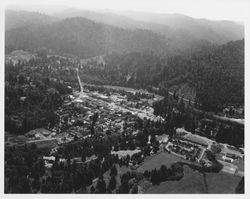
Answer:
(138, 152, 183, 172)
(205, 172, 242, 193)
(144, 166, 241, 194)
(137, 152, 242, 194)
(144, 166, 206, 193)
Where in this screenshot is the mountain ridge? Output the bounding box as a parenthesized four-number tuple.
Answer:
(53, 9, 244, 45)
(5, 16, 169, 58)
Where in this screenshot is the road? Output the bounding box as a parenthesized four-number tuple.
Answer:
(76, 68, 244, 126)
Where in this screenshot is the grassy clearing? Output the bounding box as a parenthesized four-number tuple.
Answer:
(138, 152, 242, 194)
(206, 172, 241, 193)
(138, 152, 183, 172)
(143, 165, 241, 194)
(145, 166, 205, 194)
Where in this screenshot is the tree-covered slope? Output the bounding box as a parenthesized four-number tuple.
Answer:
(84, 39, 244, 111)
(5, 10, 58, 31)
(5, 17, 168, 58)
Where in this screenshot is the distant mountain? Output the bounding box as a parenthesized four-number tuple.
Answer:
(53, 8, 172, 33)
(6, 9, 244, 56)
(5, 10, 58, 31)
(53, 8, 151, 29)
(5, 17, 168, 57)
(53, 9, 244, 47)
(119, 11, 244, 44)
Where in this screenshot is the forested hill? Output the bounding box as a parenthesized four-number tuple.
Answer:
(193, 39, 244, 111)
(6, 10, 244, 57)
(5, 17, 168, 58)
(85, 39, 244, 111)
(53, 9, 244, 49)
(5, 10, 244, 110)
(119, 11, 244, 44)
(5, 10, 58, 31)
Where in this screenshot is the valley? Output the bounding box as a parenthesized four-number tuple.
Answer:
(4, 6, 245, 194)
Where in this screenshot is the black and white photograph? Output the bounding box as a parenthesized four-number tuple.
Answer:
(1, 0, 249, 197)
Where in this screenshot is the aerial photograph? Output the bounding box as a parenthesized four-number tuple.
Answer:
(3, 0, 246, 195)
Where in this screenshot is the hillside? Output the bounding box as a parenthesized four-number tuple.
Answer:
(120, 11, 244, 45)
(5, 10, 244, 109)
(81, 39, 244, 111)
(53, 8, 163, 30)
(6, 10, 244, 55)
(5, 10, 58, 31)
(5, 17, 168, 58)
(53, 9, 244, 48)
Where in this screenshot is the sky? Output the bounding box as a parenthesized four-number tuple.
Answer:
(4, 0, 249, 22)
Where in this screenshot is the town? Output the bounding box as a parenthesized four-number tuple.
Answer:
(5, 51, 244, 194)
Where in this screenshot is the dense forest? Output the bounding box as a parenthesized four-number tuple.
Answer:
(5, 17, 168, 58)
(5, 55, 74, 134)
